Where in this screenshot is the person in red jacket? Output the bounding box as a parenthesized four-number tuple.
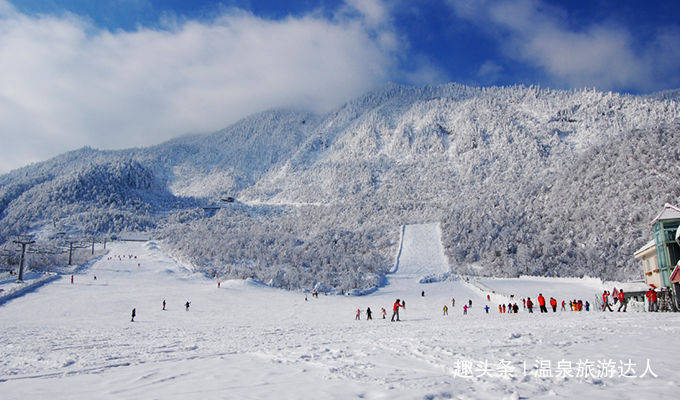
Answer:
(526, 297, 534, 313)
(391, 298, 404, 321)
(617, 289, 627, 312)
(537, 294, 547, 313)
(561, 300, 566, 311)
(602, 291, 613, 311)
(549, 297, 557, 312)
(646, 289, 658, 312)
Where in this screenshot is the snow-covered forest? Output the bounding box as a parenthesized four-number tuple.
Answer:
(0, 83, 678, 289)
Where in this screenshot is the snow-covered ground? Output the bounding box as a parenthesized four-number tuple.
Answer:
(1, 229, 680, 399)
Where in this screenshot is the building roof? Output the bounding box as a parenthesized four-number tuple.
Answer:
(671, 264, 680, 284)
(651, 203, 680, 224)
(634, 240, 656, 257)
(618, 281, 651, 292)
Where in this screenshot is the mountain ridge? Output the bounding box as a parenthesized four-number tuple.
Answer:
(1, 83, 679, 286)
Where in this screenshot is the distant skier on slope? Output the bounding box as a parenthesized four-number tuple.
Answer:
(355, 309, 361, 320)
(550, 297, 557, 312)
(443, 305, 448, 315)
(131, 308, 136, 322)
(185, 301, 191, 311)
(463, 304, 468, 315)
(391, 299, 404, 322)
(381, 308, 387, 319)
(421, 290, 425, 297)
(451, 297, 455, 307)
(526, 297, 534, 313)
(484, 305, 489, 313)
(162, 299, 166, 310)
(561, 300, 566, 311)
(366, 307, 372, 320)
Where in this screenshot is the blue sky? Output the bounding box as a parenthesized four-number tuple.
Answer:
(1, 0, 679, 172)
(9, 0, 680, 90)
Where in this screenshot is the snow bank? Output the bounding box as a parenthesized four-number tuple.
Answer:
(0, 273, 59, 306)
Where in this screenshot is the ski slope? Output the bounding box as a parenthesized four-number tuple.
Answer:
(1, 238, 680, 399)
(395, 223, 450, 276)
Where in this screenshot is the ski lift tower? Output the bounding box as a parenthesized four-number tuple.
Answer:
(13, 235, 35, 282)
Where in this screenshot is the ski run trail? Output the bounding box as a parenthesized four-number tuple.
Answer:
(1, 223, 680, 399)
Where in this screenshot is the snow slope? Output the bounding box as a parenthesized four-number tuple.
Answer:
(3, 233, 680, 398)
(395, 223, 450, 276)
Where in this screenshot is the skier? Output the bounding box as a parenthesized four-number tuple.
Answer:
(402, 299, 406, 308)
(468, 299, 472, 307)
(487, 294, 490, 301)
(526, 297, 534, 313)
(391, 299, 404, 321)
(218, 281, 221, 288)
(513, 303, 519, 313)
(70, 275, 74, 284)
(366, 307, 372, 320)
(355, 309, 361, 320)
(561, 300, 566, 311)
(538, 293, 547, 313)
(484, 305, 490, 313)
(451, 297, 456, 307)
(421, 290, 425, 297)
(131, 308, 136, 322)
(522, 298, 526, 309)
(502, 304, 506, 313)
(381, 307, 387, 319)
(498, 304, 502, 313)
(550, 297, 557, 312)
(602, 291, 613, 312)
(185, 301, 190, 311)
(443, 305, 448, 315)
(584, 301, 590, 311)
(162, 299, 166, 310)
(463, 304, 468, 315)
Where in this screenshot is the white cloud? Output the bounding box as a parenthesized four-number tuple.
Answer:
(477, 60, 503, 82)
(0, 0, 437, 173)
(449, 0, 680, 91)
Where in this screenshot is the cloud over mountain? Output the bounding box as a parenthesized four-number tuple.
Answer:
(0, 0, 435, 173)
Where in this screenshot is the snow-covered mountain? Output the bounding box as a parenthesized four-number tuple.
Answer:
(1, 83, 679, 286)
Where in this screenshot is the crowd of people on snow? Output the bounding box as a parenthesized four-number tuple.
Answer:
(349, 285, 670, 321)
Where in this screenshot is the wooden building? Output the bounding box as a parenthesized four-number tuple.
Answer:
(635, 203, 680, 309)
